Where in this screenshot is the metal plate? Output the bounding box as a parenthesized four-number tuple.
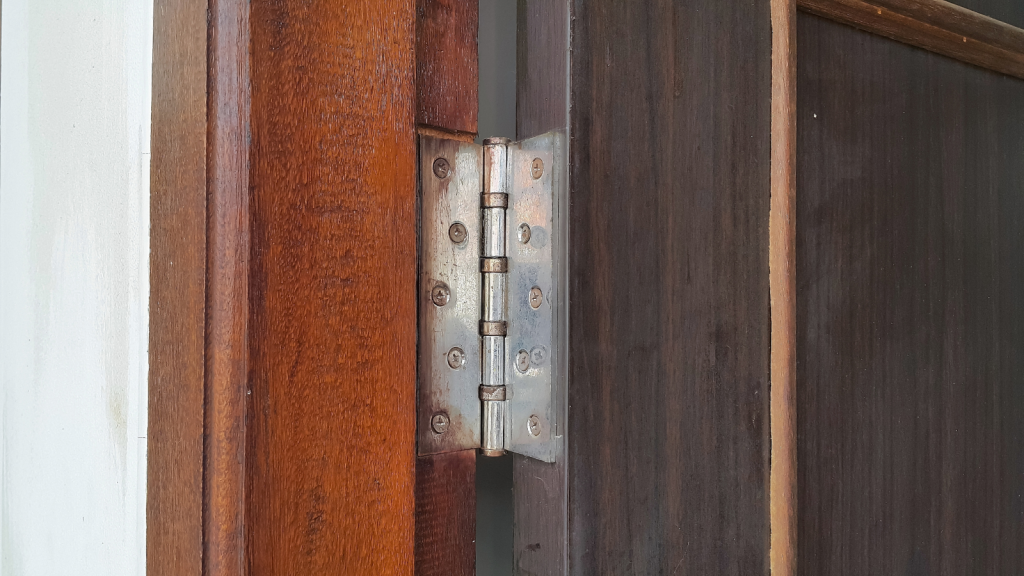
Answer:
(418, 136, 482, 456)
(505, 131, 565, 462)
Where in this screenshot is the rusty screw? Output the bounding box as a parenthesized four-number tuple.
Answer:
(529, 286, 543, 309)
(518, 223, 532, 244)
(447, 347, 465, 369)
(527, 415, 542, 437)
(531, 158, 544, 179)
(431, 282, 450, 307)
(516, 349, 530, 373)
(449, 222, 468, 244)
(431, 413, 450, 434)
(432, 157, 451, 179)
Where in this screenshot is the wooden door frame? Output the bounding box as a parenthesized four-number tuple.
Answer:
(769, 1, 1024, 575)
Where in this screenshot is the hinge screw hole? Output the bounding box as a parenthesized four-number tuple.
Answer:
(449, 222, 468, 244)
(531, 158, 544, 179)
(529, 286, 543, 309)
(518, 223, 532, 244)
(446, 347, 465, 369)
(516, 349, 531, 373)
(527, 415, 542, 437)
(431, 413, 450, 435)
(431, 282, 451, 307)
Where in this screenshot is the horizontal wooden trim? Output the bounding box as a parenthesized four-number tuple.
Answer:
(798, 0, 1024, 79)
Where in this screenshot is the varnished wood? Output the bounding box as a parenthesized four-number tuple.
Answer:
(770, 0, 798, 575)
(413, 2, 479, 575)
(205, 0, 250, 573)
(415, 451, 476, 576)
(798, 0, 1024, 78)
(245, 0, 418, 573)
(567, 0, 772, 573)
(416, 0, 478, 134)
(147, 0, 206, 571)
(797, 14, 1024, 574)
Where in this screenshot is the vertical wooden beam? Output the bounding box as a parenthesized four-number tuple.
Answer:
(148, 0, 207, 572)
(245, 1, 418, 573)
(770, 0, 798, 575)
(205, 0, 250, 573)
(414, 1, 479, 575)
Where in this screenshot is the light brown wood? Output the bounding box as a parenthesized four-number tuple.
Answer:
(147, 0, 206, 571)
(799, 0, 1024, 78)
(770, 1, 798, 576)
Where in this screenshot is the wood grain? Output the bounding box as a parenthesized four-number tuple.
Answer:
(413, 1, 479, 575)
(246, 1, 418, 573)
(514, 1, 570, 574)
(147, 0, 206, 571)
(417, 0, 478, 134)
(205, 0, 250, 574)
(415, 451, 476, 576)
(798, 0, 1024, 78)
(567, 0, 772, 573)
(770, 0, 798, 575)
(797, 14, 1024, 574)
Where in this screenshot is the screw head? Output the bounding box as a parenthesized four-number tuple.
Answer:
(527, 415, 542, 437)
(530, 346, 547, 366)
(449, 222, 468, 244)
(516, 349, 530, 373)
(531, 158, 544, 179)
(447, 347, 465, 369)
(431, 282, 450, 307)
(529, 286, 543, 309)
(431, 413, 450, 434)
(432, 157, 451, 179)
(518, 223, 532, 244)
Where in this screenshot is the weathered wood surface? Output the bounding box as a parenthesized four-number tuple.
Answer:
(567, 0, 773, 574)
(797, 14, 1024, 574)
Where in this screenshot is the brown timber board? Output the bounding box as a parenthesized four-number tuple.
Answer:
(416, 0, 478, 135)
(798, 0, 1024, 79)
(797, 14, 1024, 574)
(415, 451, 476, 576)
(246, 1, 418, 573)
(147, 0, 206, 571)
(567, 0, 772, 574)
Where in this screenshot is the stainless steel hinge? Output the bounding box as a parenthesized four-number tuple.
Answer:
(418, 131, 565, 463)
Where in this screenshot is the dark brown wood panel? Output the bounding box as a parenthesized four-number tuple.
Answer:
(147, 0, 206, 571)
(417, 0, 478, 134)
(415, 451, 476, 576)
(948, 0, 1024, 29)
(797, 0, 1024, 80)
(567, 0, 772, 574)
(797, 14, 1024, 575)
(246, 1, 418, 573)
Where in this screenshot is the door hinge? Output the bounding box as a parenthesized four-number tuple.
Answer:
(418, 131, 565, 463)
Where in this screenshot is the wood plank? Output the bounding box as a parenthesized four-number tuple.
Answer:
(413, 1, 479, 575)
(415, 451, 476, 576)
(567, 0, 772, 573)
(245, 1, 418, 573)
(798, 0, 1024, 78)
(514, 2, 569, 574)
(797, 14, 1024, 574)
(205, 0, 250, 574)
(147, 0, 206, 571)
(770, 0, 798, 575)
(417, 0, 478, 135)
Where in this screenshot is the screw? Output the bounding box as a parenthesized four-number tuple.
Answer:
(431, 413, 450, 434)
(531, 158, 544, 179)
(530, 346, 547, 366)
(527, 415, 542, 437)
(432, 157, 450, 179)
(447, 347, 465, 369)
(449, 222, 467, 244)
(518, 223, 532, 244)
(529, 287, 543, 309)
(516, 349, 530, 372)
(431, 282, 450, 307)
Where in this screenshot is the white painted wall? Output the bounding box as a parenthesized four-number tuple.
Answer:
(0, 0, 152, 573)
